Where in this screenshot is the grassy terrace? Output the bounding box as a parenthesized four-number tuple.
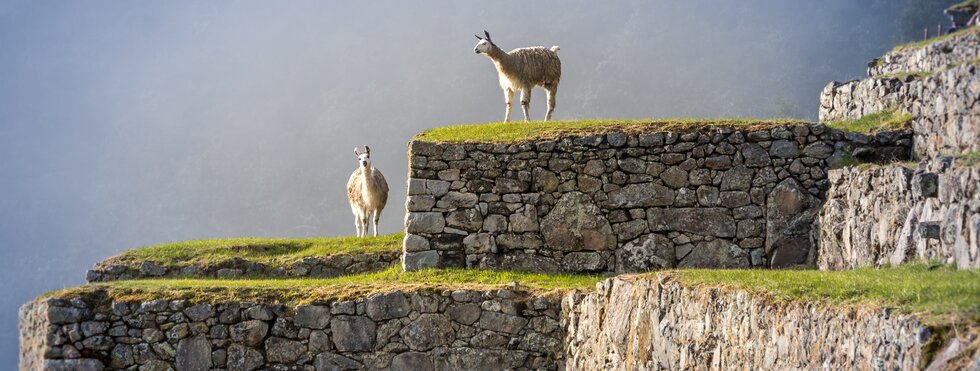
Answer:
(891, 25, 979, 52)
(675, 264, 980, 325)
(825, 108, 912, 134)
(52, 266, 604, 304)
(51, 264, 978, 326)
(414, 118, 809, 143)
(98, 233, 403, 268)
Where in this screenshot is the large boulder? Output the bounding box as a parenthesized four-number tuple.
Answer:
(402, 314, 455, 351)
(602, 183, 675, 208)
(677, 239, 750, 268)
(767, 178, 818, 268)
(330, 316, 376, 352)
(541, 192, 616, 252)
(175, 335, 212, 371)
(616, 234, 675, 272)
(648, 208, 736, 238)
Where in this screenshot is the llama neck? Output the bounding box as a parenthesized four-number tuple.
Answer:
(486, 45, 513, 72)
(360, 166, 377, 189)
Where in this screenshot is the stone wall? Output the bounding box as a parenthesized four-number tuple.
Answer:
(818, 158, 980, 270)
(561, 275, 976, 370)
(867, 28, 980, 78)
(19, 288, 563, 371)
(820, 53, 980, 160)
(403, 125, 910, 273)
(86, 251, 399, 282)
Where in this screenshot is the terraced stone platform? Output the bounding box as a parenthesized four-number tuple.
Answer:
(86, 234, 403, 282)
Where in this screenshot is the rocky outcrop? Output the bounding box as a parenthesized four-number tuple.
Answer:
(86, 251, 400, 282)
(818, 158, 980, 270)
(404, 125, 909, 273)
(562, 275, 977, 370)
(20, 288, 564, 371)
(868, 28, 980, 78)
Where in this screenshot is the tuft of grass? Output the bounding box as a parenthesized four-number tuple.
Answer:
(100, 233, 404, 268)
(414, 118, 811, 144)
(891, 25, 979, 52)
(955, 151, 980, 166)
(824, 108, 912, 133)
(949, 0, 980, 12)
(673, 264, 980, 325)
(48, 266, 605, 304)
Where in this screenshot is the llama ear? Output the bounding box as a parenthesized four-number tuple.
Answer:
(483, 30, 492, 42)
(475, 34, 483, 40)
(364, 145, 371, 154)
(353, 147, 360, 156)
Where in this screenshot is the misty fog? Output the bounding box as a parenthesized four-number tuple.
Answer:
(0, 0, 954, 365)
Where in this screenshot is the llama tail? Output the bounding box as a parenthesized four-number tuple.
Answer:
(550, 45, 560, 53)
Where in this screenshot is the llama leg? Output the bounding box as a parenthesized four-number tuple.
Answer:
(503, 88, 515, 122)
(354, 214, 362, 237)
(520, 88, 531, 122)
(361, 215, 370, 238)
(545, 84, 557, 121)
(373, 210, 381, 237)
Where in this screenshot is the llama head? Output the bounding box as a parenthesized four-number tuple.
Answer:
(474, 30, 494, 54)
(354, 146, 372, 168)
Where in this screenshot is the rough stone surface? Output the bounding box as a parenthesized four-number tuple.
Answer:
(766, 178, 819, 268)
(819, 159, 980, 270)
(820, 58, 980, 160)
(540, 192, 616, 252)
(405, 125, 906, 272)
(563, 275, 964, 370)
(867, 28, 980, 78)
(87, 250, 400, 282)
(21, 288, 563, 371)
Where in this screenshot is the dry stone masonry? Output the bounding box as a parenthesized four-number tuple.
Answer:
(86, 251, 399, 282)
(818, 25, 980, 271)
(19, 288, 563, 371)
(821, 30, 980, 160)
(819, 157, 980, 269)
(562, 275, 976, 370)
(404, 125, 910, 273)
(867, 28, 980, 78)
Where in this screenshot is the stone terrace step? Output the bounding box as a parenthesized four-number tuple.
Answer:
(820, 61, 980, 159)
(404, 122, 911, 273)
(868, 26, 980, 78)
(86, 235, 402, 282)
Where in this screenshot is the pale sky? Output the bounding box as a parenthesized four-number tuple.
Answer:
(0, 0, 945, 365)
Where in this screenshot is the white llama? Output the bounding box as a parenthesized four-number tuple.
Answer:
(347, 146, 389, 237)
(474, 30, 562, 122)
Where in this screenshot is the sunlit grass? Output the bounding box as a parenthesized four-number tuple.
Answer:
(891, 25, 979, 52)
(824, 108, 912, 133)
(956, 150, 980, 166)
(414, 118, 810, 143)
(50, 266, 605, 304)
(673, 263, 980, 325)
(102, 233, 403, 268)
